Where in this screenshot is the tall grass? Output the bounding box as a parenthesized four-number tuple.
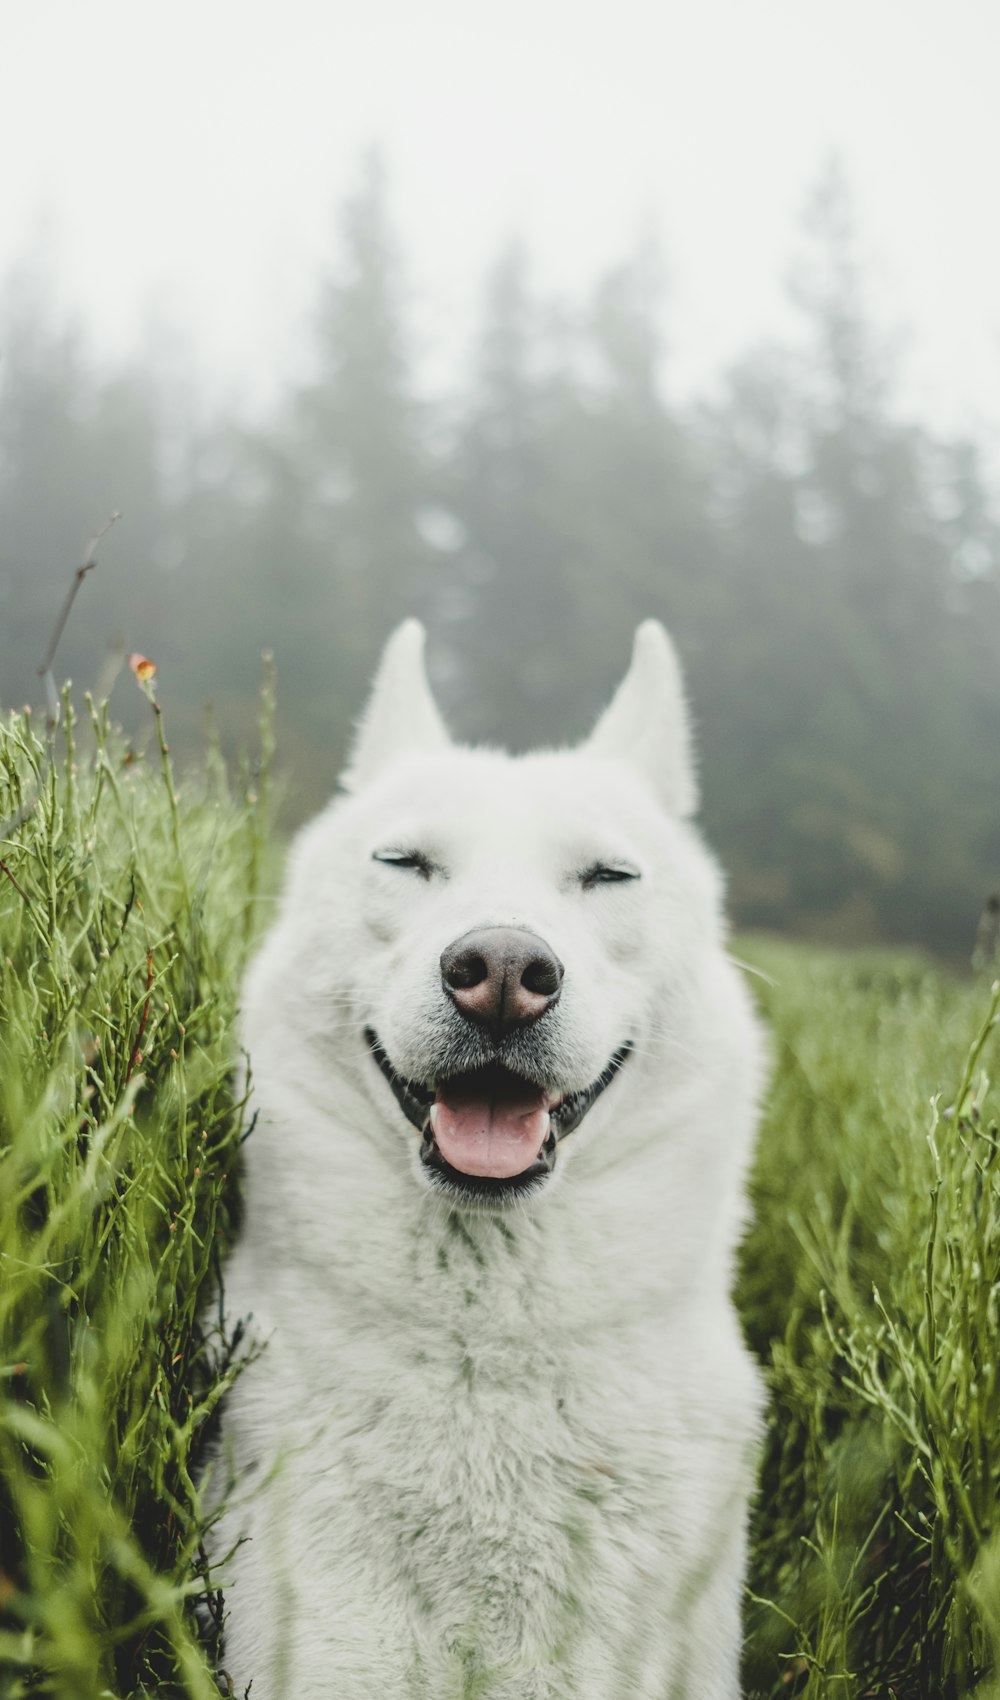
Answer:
(0, 669, 273, 1700)
(740, 939, 1000, 1698)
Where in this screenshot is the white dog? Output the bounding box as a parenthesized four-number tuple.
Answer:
(215, 620, 766, 1699)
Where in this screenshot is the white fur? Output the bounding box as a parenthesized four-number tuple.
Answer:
(215, 621, 766, 1699)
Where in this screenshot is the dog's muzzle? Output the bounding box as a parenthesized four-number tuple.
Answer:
(364, 1029, 632, 1203)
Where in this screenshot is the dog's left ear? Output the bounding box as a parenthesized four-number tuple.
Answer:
(341, 620, 451, 792)
(583, 621, 698, 817)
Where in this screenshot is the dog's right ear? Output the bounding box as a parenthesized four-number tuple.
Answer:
(340, 620, 451, 793)
(583, 621, 698, 817)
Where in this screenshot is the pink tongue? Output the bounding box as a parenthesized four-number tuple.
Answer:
(432, 1080, 552, 1179)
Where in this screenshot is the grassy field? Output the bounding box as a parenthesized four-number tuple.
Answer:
(0, 681, 272, 1700)
(1, 692, 998, 1698)
(739, 937, 1000, 1699)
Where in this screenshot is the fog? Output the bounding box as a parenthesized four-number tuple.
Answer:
(5, 0, 999, 429)
(1, 0, 999, 957)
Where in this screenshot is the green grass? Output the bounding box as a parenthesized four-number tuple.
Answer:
(1, 688, 998, 1698)
(0, 676, 272, 1699)
(739, 937, 1000, 1699)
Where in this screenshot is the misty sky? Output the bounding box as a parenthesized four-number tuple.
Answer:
(4, 0, 999, 437)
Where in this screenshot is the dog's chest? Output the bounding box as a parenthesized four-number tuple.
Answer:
(272, 1210, 729, 1671)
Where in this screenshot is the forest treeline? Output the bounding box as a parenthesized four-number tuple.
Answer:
(0, 157, 997, 956)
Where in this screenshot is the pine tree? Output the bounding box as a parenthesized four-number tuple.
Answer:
(702, 159, 1000, 952)
(445, 243, 568, 741)
(172, 153, 433, 813)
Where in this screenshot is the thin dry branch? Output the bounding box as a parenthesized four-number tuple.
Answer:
(38, 510, 121, 726)
(0, 858, 29, 902)
(0, 511, 121, 854)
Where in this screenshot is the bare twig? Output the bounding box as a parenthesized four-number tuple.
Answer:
(0, 859, 29, 903)
(38, 510, 121, 727)
(0, 512, 121, 859)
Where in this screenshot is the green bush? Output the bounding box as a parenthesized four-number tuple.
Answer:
(0, 673, 272, 1700)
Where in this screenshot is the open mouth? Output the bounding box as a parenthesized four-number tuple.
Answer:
(364, 1029, 631, 1201)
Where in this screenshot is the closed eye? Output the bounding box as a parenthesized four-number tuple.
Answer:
(372, 848, 438, 879)
(580, 862, 641, 890)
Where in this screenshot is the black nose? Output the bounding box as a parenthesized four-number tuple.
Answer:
(440, 926, 564, 1037)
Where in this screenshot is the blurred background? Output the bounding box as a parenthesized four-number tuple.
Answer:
(1, 0, 998, 958)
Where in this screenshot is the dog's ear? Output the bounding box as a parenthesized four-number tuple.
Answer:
(341, 620, 450, 792)
(584, 621, 698, 817)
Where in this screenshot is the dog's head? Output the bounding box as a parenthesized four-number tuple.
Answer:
(259, 620, 726, 1208)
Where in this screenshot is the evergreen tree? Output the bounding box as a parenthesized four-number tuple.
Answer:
(302, 149, 431, 641)
(446, 236, 716, 746)
(445, 243, 565, 740)
(702, 161, 1000, 953)
(173, 152, 433, 812)
(565, 239, 715, 681)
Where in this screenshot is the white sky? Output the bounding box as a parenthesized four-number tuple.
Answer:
(4, 0, 999, 439)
